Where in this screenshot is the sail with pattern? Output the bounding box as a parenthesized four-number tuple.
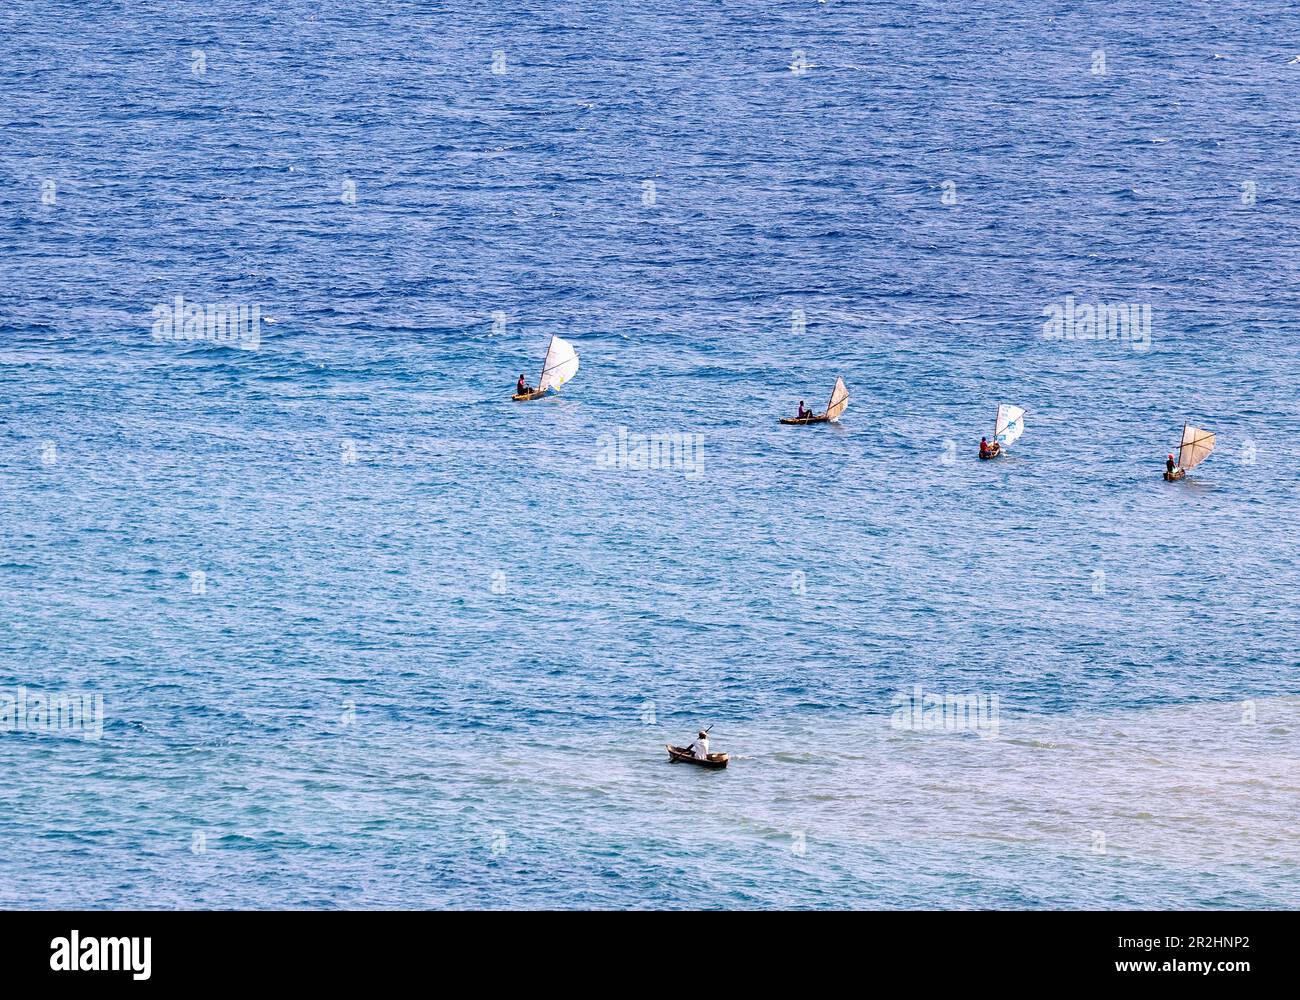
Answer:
(994, 404, 1025, 447)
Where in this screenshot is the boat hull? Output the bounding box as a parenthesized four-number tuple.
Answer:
(1163, 469, 1186, 481)
(512, 388, 553, 401)
(666, 744, 729, 769)
(779, 415, 829, 425)
(979, 445, 1003, 460)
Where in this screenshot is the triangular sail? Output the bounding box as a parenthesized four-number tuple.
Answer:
(825, 377, 849, 422)
(994, 404, 1025, 447)
(537, 335, 579, 392)
(1177, 423, 1215, 471)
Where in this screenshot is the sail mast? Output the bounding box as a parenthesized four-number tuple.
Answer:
(538, 335, 554, 391)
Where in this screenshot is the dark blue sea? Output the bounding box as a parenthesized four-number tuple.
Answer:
(2, 1, 1298, 908)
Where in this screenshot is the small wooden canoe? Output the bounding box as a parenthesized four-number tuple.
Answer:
(512, 388, 551, 402)
(978, 444, 1002, 460)
(1163, 469, 1186, 481)
(666, 744, 729, 769)
(779, 414, 829, 425)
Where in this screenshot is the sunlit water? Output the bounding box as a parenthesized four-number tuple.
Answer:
(1, 1, 1298, 908)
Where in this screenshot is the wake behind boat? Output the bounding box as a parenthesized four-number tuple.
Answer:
(512, 335, 580, 401)
(1164, 422, 1215, 480)
(779, 377, 849, 425)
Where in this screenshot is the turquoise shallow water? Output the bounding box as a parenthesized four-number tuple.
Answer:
(1, 1, 1298, 908)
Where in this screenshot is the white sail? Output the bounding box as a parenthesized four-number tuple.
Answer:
(537, 335, 579, 392)
(825, 377, 849, 422)
(1177, 423, 1215, 471)
(994, 404, 1025, 447)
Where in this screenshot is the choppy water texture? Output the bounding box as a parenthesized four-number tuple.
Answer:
(2, 2, 1299, 909)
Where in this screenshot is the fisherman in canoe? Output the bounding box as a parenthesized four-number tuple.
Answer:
(513, 337, 580, 401)
(979, 436, 1000, 459)
(780, 379, 848, 426)
(666, 725, 727, 768)
(1163, 424, 1214, 480)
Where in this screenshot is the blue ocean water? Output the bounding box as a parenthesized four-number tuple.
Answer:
(2, 2, 1299, 908)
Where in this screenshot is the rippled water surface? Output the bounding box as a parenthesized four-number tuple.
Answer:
(2, 1, 1298, 908)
